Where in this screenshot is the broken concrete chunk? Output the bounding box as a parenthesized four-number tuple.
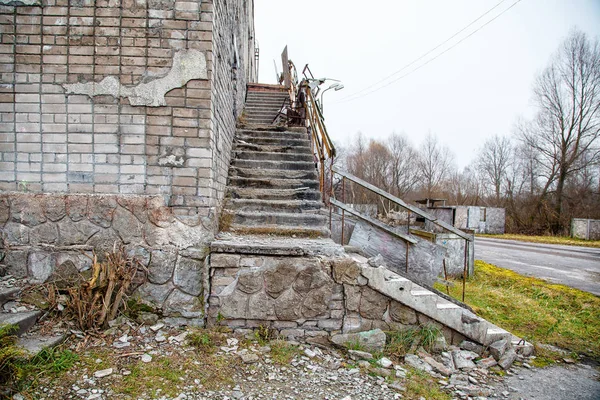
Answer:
(451, 350, 478, 370)
(489, 338, 509, 361)
(498, 348, 517, 370)
(404, 354, 433, 373)
(347, 349, 374, 360)
(459, 340, 484, 355)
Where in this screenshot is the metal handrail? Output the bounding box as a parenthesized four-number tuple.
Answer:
(330, 167, 473, 301)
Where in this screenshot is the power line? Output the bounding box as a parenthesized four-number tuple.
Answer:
(337, 0, 522, 104)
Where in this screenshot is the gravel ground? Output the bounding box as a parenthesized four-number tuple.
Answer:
(492, 362, 600, 400)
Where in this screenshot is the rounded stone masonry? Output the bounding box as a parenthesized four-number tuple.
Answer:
(0, 192, 213, 325)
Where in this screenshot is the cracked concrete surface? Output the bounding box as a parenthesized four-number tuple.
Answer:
(62, 49, 207, 107)
(0, 0, 40, 5)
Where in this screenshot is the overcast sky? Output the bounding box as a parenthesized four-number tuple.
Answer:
(254, 0, 600, 169)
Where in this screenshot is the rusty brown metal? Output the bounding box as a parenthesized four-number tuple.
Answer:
(443, 259, 450, 295)
(462, 238, 468, 302)
(341, 176, 346, 245)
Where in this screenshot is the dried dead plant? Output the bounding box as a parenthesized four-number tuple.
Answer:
(67, 244, 144, 331)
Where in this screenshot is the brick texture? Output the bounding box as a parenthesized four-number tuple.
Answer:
(0, 0, 256, 220)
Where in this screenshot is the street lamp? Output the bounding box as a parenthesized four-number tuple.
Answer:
(319, 82, 344, 114)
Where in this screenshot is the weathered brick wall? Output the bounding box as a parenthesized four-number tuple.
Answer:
(210, 0, 255, 208)
(0, 0, 255, 220)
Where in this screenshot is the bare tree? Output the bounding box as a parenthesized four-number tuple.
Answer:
(416, 133, 455, 198)
(476, 135, 512, 205)
(519, 29, 600, 233)
(388, 132, 419, 197)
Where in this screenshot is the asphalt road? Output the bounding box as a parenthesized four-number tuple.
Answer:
(474, 237, 600, 296)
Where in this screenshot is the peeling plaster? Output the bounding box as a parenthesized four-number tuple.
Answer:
(62, 49, 207, 107)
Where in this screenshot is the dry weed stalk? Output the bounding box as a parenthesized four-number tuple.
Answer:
(67, 244, 143, 331)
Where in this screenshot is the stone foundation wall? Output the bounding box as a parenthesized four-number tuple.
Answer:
(0, 192, 212, 324)
(208, 253, 467, 345)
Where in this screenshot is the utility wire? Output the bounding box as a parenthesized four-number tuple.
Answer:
(337, 0, 522, 104)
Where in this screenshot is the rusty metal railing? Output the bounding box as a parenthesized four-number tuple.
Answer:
(330, 167, 474, 301)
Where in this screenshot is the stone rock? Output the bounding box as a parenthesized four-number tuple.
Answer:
(460, 340, 484, 355)
(94, 368, 113, 378)
(219, 289, 249, 319)
(239, 352, 259, 364)
(135, 281, 175, 308)
(27, 251, 55, 283)
(10, 195, 46, 227)
(358, 287, 388, 319)
(332, 259, 361, 284)
(292, 264, 330, 293)
(301, 284, 332, 318)
(87, 196, 117, 228)
(452, 350, 478, 370)
(273, 289, 302, 320)
(304, 348, 316, 358)
(65, 195, 88, 222)
(404, 354, 433, 373)
(237, 268, 263, 294)
(347, 350, 374, 360)
(344, 285, 361, 312)
(148, 249, 177, 284)
(57, 219, 100, 246)
(1, 250, 28, 278)
(371, 367, 392, 377)
(0, 195, 9, 224)
(476, 356, 498, 369)
(247, 291, 274, 320)
(330, 329, 386, 353)
(489, 338, 509, 361)
(112, 207, 143, 243)
(141, 354, 152, 363)
(432, 335, 448, 353)
(173, 256, 203, 296)
(29, 223, 59, 245)
(163, 288, 203, 318)
(498, 348, 517, 370)
(116, 196, 148, 224)
(378, 357, 393, 368)
(47, 258, 86, 289)
(389, 300, 418, 325)
(42, 195, 67, 222)
(418, 352, 453, 376)
(137, 312, 159, 325)
(264, 263, 298, 298)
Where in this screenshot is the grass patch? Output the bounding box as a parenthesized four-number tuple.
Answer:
(404, 367, 451, 400)
(479, 234, 600, 248)
(269, 340, 300, 364)
(435, 260, 600, 361)
(386, 325, 441, 358)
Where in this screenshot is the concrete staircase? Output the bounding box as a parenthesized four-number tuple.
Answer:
(221, 85, 329, 238)
(243, 84, 289, 125)
(355, 256, 533, 357)
(0, 285, 64, 357)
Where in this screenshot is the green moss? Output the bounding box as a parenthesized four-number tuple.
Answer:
(436, 260, 600, 362)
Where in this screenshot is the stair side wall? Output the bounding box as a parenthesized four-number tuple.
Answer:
(208, 253, 468, 345)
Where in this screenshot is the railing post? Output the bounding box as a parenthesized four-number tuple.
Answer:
(462, 238, 468, 302)
(405, 243, 409, 273)
(329, 159, 333, 231)
(341, 177, 346, 245)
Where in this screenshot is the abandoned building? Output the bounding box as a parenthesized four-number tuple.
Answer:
(417, 199, 506, 235)
(0, 0, 531, 366)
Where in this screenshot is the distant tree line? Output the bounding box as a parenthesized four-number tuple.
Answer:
(337, 29, 600, 235)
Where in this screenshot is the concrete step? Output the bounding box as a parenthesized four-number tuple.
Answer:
(245, 105, 286, 112)
(0, 287, 19, 306)
(0, 310, 41, 336)
(211, 234, 343, 257)
(227, 198, 324, 213)
(237, 126, 307, 135)
(228, 186, 322, 201)
(227, 210, 328, 228)
(228, 176, 319, 190)
(246, 93, 289, 101)
(226, 223, 330, 238)
(245, 111, 280, 117)
(232, 158, 316, 171)
(233, 141, 311, 154)
(245, 117, 276, 123)
(236, 136, 311, 148)
(234, 150, 313, 163)
(229, 166, 317, 180)
(17, 334, 66, 357)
